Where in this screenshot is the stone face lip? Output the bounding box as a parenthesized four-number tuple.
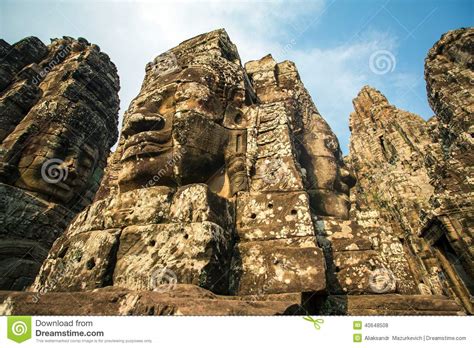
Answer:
(2, 27, 473, 316)
(0, 36, 120, 290)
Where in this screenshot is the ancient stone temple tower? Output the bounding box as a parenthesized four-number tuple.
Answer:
(0, 28, 471, 315)
(32, 29, 342, 298)
(0, 37, 120, 290)
(346, 28, 473, 314)
(421, 28, 473, 313)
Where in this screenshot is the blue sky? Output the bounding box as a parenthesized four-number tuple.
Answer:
(1, 0, 472, 153)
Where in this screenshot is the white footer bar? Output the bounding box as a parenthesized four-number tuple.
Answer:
(1, 316, 472, 347)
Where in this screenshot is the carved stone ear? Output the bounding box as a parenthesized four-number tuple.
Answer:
(224, 129, 248, 196)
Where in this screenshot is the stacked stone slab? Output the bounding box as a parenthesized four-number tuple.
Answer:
(229, 55, 330, 295)
(33, 184, 234, 294)
(0, 37, 120, 290)
(244, 59, 412, 299)
(33, 30, 243, 295)
(0, 284, 311, 315)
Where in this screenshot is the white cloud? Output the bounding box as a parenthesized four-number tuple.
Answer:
(108, 0, 327, 143)
(0, 0, 428, 153)
(133, 0, 326, 61)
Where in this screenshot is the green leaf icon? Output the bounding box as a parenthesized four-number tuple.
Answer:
(7, 316, 32, 343)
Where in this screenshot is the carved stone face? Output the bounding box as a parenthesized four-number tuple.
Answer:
(12, 123, 100, 204)
(118, 65, 231, 192)
(310, 155, 356, 217)
(300, 121, 356, 219)
(118, 86, 176, 191)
